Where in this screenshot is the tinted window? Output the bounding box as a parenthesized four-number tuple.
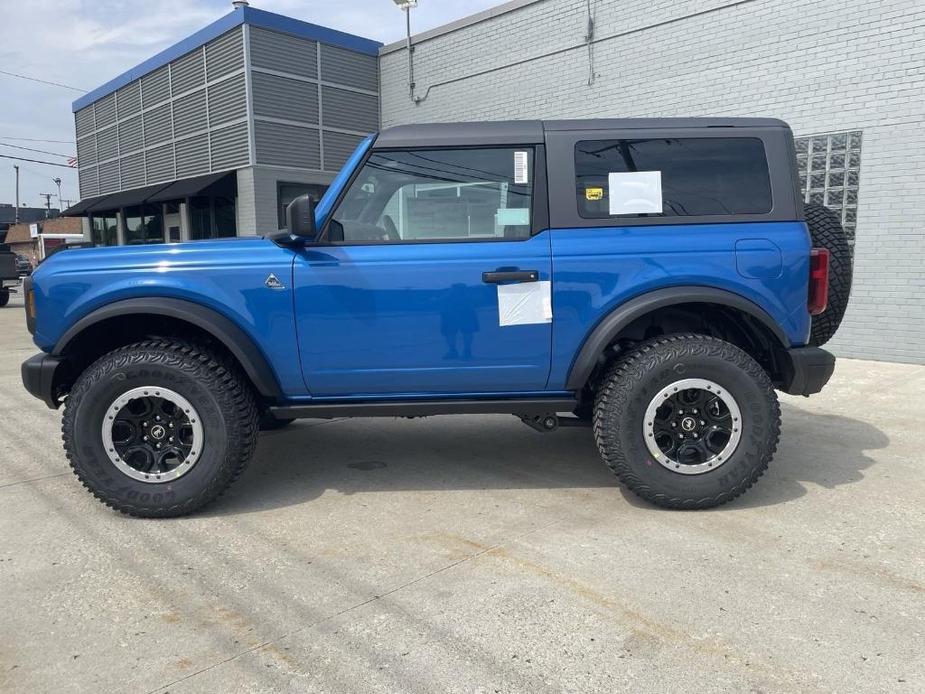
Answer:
(329, 148, 533, 243)
(575, 138, 772, 218)
(123, 205, 163, 245)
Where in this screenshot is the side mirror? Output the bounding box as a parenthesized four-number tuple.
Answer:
(286, 194, 317, 239)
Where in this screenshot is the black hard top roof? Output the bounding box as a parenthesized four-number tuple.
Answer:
(373, 118, 790, 149)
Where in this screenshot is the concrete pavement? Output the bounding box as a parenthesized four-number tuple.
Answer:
(1, 287, 923, 693)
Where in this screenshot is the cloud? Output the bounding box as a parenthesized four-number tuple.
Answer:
(0, 0, 501, 205)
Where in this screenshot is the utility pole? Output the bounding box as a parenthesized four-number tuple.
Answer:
(13, 164, 20, 223)
(40, 192, 54, 217)
(53, 177, 63, 212)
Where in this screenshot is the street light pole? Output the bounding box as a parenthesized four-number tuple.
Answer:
(392, 0, 418, 102)
(13, 164, 20, 223)
(54, 177, 62, 213)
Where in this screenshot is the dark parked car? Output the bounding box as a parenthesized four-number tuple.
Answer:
(15, 254, 32, 276)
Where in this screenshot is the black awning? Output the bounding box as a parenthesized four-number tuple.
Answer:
(148, 171, 236, 202)
(85, 182, 173, 212)
(62, 195, 110, 216)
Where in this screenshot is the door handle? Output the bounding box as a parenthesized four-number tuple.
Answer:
(482, 270, 540, 284)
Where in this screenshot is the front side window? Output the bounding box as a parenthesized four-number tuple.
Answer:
(328, 148, 534, 243)
(575, 138, 772, 219)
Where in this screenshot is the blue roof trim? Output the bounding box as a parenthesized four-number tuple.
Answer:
(72, 7, 381, 112)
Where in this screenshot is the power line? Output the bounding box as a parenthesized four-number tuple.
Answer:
(0, 142, 74, 158)
(0, 69, 86, 92)
(0, 153, 73, 168)
(0, 136, 75, 144)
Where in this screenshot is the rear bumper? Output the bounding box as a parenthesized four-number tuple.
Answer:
(777, 346, 835, 396)
(21, 352, 64, 409)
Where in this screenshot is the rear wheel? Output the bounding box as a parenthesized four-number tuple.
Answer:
(805, 203, 852, 346)
(62, 340, 259, 517)
(593, 334, 780, 509)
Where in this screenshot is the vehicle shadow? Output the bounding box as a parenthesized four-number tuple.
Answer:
(210, 401, 888, 516)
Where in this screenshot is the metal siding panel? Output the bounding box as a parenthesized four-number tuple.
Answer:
(141, 66, 170, 106)
(208, 73, 247, 127)
(76, 135, 97, 167)
(175, 133, 210, 178)
(120, 152, 145, 190)
(79, 166, 98, 199)
(249, 26, 317, 77)
(323, 131, 363, 171)
(252, 72, 318, 124)
(143, 103, 173, 147)
(171, 49, 205, 96)
(320, 44, 378, 92)
(75, 107, 95, 138)
(96, 126, 119, 161)
(321, 86, 378, 132)
(210, 122, 249, 171)
(98, 159, 120, 194)
(172, 89, 207, 138)
(205, 27, 244, 81)
(145, 143, 175, 184)
(94, 93, 117, 129)
(116, 81, 142, 118)
(118, 115, 143, 155)
(254, 121, 320, 169)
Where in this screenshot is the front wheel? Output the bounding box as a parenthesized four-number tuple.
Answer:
(62, 340, 259, 517)
(593, 334, 780, 509)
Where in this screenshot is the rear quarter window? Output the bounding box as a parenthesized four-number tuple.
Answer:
(575, 137, 772, 219)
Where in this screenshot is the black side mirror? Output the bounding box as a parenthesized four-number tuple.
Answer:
(286, 194, 317, 239)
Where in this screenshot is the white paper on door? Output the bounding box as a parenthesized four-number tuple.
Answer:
(608, 171, 663, 215)
(497, 280, 552, 327)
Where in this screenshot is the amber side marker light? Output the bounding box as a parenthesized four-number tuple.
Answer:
(808, 248, 830, 316)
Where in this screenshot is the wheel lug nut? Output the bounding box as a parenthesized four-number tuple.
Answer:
(671, 422, 677, 428)
(700, 420, 705, 426)
(692, 433, 699, 438)
(143, 436, 148, 441)
(678, 409, 684, 414)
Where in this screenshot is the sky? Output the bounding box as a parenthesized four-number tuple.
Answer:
(0, 0, 503, 209)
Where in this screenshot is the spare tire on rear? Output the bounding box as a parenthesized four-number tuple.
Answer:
(805, 203, 852, 346)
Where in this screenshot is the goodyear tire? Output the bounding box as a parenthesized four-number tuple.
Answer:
(805, 203, 852, 346)
(0, 289, 9, 307)
(593, 334, 780, 509)
(62, 340, 259, 518)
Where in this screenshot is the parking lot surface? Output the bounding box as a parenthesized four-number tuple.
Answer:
(1, 287, 923, 693)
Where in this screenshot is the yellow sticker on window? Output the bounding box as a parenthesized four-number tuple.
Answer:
(585, 187, 604, 201)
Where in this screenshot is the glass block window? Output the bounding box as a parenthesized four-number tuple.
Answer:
(795, 130, 862, 247)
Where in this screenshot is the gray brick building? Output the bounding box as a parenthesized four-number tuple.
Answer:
(379, 0, 925, 363)
(67, 0, 923, 364)
(67, 4, 380, 243)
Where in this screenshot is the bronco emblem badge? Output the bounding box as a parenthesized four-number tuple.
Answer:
(265, 274, 286, 290)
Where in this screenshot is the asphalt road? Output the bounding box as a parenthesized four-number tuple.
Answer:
(1, 286, 923, 693)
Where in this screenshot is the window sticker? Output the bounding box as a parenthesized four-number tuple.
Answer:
(608, 171, 663, 215)
(585, 186, 604, 201)
(498, 281, 552, 327)
(495, 207, 530, 226)
(514, 151, 529, 184)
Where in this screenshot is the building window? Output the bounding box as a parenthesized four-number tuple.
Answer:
(574, 138, 772, 218)
(123, 205, 163, 245)
(90, 214, 118, 246)
(795, 131, 861, 246)
(189, 196, 237, 240)
(277, 182, 328, 229)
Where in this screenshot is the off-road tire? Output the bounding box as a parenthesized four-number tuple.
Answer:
(593, 334, 781, 509)
(0, 289, 9, 307)
(805, 203, 852, 346)
(62, 340, 259, 517)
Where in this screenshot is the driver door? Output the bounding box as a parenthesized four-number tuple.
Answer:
(293, 146, 552, 397)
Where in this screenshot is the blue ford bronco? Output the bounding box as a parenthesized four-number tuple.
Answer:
(21, 119, 851, 517)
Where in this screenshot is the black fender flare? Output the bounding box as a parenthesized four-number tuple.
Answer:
(54, 297, 283, 400)
(565, 286, 790, 391)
